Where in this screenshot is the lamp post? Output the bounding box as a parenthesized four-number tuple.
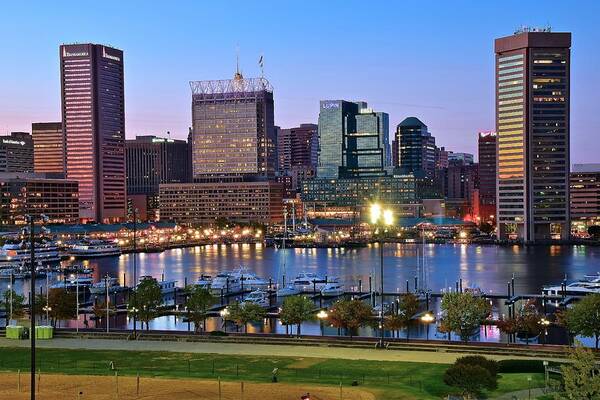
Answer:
(421, 312, 435, 341)
(8, 283, 12, 325)
(220, 307, 230, 333)
(132, 208, 138, 338)
(317, 310, 328, 336)
(369, 203, 393, 348)
(540, 318, 550, 344)
(25, 213, 48, 400)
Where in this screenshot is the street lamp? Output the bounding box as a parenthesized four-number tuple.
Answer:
(7, 283, 12, 325)
(220, 307, 230, 333)
(540, 318, 550, 344)
(317, 310, 328, 336)
(369, 203, 394, 348)
(421, 312, 435, 341)
(131, 208, 138, 338)
(24, 213, 48, 400)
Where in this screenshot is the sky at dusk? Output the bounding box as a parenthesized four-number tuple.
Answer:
(1, 1, 599, 163)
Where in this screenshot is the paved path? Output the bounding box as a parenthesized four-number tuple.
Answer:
(0, 338, 566, 364)
(493, 387, 546, 400)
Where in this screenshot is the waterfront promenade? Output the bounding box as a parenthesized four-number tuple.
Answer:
(0, 336, 568, 364)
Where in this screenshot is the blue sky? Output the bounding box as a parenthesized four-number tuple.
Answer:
(1, 0, 598, 162)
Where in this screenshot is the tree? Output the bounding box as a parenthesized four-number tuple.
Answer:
(279, 295, 315, 337)
(129, 278, 163, 330)
(561, 342, 600, 399)
(384, 314, 403, 339)
(36, 289, 77, 328)
(588, 225, 600, 239)
(397, 293, 420, 341)
(565, 294, 600, 349)
(227, 301, 266, 333)
(515, 299, 543, 345)
(496, 315, 518, 344)
(327, 299, 373, 339)
(1, 288, 25, 324)
(444, 362, 498, 399)
(92, 301, 116, 329)
(440, 292, 491, 342)
(479, 222, 494, 235)
(185, 285, 216, 333)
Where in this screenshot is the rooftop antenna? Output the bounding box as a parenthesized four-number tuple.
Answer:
(234, 44, 243, 80)
(259, 52, 264, 78)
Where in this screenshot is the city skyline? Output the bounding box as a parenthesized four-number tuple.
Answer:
(1, 1, 599, 163)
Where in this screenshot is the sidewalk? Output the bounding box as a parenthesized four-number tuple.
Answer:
(0, 337, 566, 364)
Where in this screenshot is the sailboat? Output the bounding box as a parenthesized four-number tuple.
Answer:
(276, 209, 300, 297)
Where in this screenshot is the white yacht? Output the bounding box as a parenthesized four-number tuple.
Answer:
(138, 276, 178, 294)
(49, 276, 93, 290)
(67, 239, 121, 258)
(320, 282, 345, 297)
(232, 267, 270, 290)
(89, 277, 128, 295)
(243, 290, 270, 307)
(291, 272, 328, 292)
(210, 272, 242, 294)
(543, 277, 600, 296)
(0, 239, 60, 265)
(276, 284, 301, 297)
(194, 274, 212, 290)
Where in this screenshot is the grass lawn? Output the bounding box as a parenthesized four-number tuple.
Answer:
(0, 347, 544, 399)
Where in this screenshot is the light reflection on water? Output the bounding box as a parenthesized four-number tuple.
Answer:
(2, 243, 600, 342)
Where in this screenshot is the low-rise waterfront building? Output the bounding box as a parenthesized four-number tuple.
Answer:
(570, 164, 600, 234)
(159, 179, 284, 225)
(0, 172, 79, 226)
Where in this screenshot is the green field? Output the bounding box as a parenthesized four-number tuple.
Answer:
(0, 347, 545, 399)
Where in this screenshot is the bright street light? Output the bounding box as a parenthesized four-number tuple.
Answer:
(370, 203, 382, 224)
(316, 310, 328, 319)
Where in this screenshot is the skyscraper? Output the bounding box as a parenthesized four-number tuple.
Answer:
(60, 43, 126, 223)
(478, 132, 497, 224)
(277, 123, 318, 197)
(317, 100, 389, 179)
(0, 132, 34, 173)
(189, 71, 276, 179)
(495, 29, 571, 241)
(570, 164, 600, 231)
(396, 117, 437, 177)
(32, 122, 65, 174)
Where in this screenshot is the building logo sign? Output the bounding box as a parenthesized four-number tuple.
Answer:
(103, 47, 121, 62)
(62, 48, 88, 57)
(2, 139, 26, 146)
(322, 102, 340, 110)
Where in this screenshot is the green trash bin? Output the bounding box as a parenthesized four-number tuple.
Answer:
(6, 325, 25, 340)
(35, 325, 53, 340)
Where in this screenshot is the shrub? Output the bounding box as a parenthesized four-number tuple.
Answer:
(444, 363, 497, 398)
(497, 359, 545, 373)
(455, 355, 498, 377)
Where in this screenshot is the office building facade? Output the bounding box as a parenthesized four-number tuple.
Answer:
(60, 43, 126, 223)
(277, 123, 318, 197)
(0, 172, 79, 226)
(126, 135, 191, 195)
(495, 30, 571, 241)
(32, 122, 65, 174)
(570, 164, 600, 231)
(478, 132, 497, 224)
(0, 132, 34, 173)
(159, 180, 283, 225)
(396, 117, 437, 177)
(317, 100, 389, 179)
(189, 72, 277, 179)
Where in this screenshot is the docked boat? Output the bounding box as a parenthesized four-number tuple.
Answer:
(291, 272, 328, 292)
(232, 267, 270, 290)
(210, 272, 242, 294)
(89, 277, 128, 295)
(62, 264, 94, 275)
(276, 284, 301, 297)
(464, 287, 485, 297)
(66, 239, 121, 258)
(194, 274, 212, 290)
(138, 275, 178, 294)
(49, 276, 93, 290)
(542, 277, 600, 296)
(243, 290, 270, 307)
(0, 239, 60, 265)
(320, 282, 345, 297)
